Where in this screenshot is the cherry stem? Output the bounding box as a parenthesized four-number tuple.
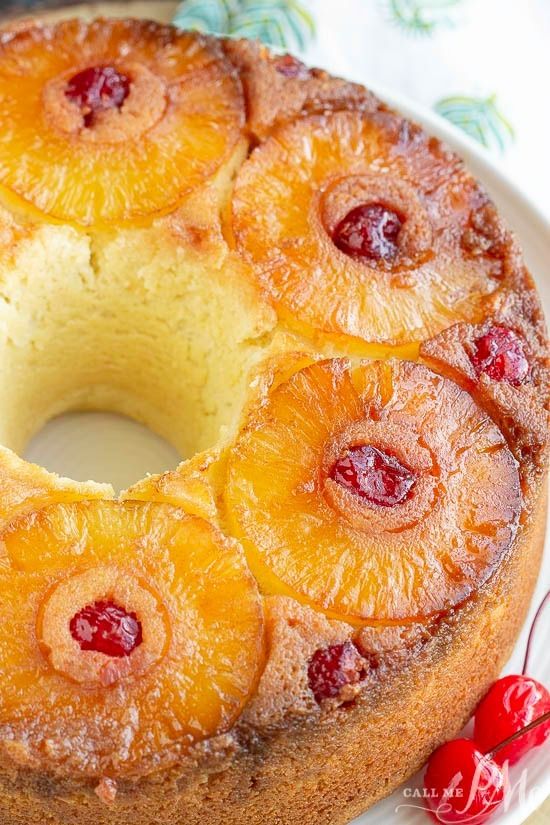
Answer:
(522, 589, 550, 676)
(486, 710, 550, 760)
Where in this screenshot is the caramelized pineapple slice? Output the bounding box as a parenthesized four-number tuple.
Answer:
(224, 358, 521, 624)
(232, 110, 513, 349)
(0, 19, 244, 225)
(0, 500, 263, 778)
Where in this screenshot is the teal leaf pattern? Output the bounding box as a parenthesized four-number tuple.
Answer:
(173, 0, 239, 34)
(384, 0, 462, 35)
(230, 2, 315, 50)
(435, 94, 515, 152)
(174, 0, 316, 51)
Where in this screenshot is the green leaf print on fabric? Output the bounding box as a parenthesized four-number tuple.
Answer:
(230, 2, 315, 50)
(384, 0, 462, 35)
(174, 0, 316, 51)
(435, 94, 515, 151)
(173, 0, 239, 34)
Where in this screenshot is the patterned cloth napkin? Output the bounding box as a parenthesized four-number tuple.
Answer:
(173, 0, 550, 221)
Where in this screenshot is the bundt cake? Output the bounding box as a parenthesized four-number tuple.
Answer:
(0, 16, 547, 825)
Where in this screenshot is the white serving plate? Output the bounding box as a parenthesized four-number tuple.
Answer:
(23, 51, 550, 825)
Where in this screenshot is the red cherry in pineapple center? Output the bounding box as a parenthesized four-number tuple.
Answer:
(424, 738, 505, 825)
(330, 444, 416, 507)
(307, 641, 366, 703)
(70, 599, 143, 658)
(470, 326, 529, 386)
(332, 202, 404, 262)
(65, 66, 130, 126)
(474, 674, 550, 766)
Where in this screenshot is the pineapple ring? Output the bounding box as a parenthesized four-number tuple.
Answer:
(224, 358, 521, 624)
(232, 110, 510, 349)
(0, 19, 244, 226)
(0, 500, 264, 777)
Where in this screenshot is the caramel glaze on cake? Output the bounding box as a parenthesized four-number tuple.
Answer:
(0, 18, 548, 825)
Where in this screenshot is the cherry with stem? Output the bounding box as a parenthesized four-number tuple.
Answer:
(425, 710, 550, 825)
(487, 709, 550, 759)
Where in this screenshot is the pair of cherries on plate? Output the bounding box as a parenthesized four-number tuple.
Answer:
(424, 592, 550, 824)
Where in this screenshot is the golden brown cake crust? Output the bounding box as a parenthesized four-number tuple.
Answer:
(0, 488, 546, 825)
(223, 37, 379, 142)
(0, 15, 547, 825)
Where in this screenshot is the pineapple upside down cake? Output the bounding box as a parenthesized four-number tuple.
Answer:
(0, 16, 547, 825)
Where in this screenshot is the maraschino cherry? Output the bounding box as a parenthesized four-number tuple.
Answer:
(70, 599, 143, 658)
(330, 444, 416, 507)
(424, 738, 505, 825)
(307, 641, 366, 703)
(474, 675, 550, 766)
(424, 711, 550, 824)
(65, 66, 130, 126)
(470, 326, 529, 386)
(333, 203, 404, 262)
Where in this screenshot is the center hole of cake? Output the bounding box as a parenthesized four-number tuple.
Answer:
(24, 412, 181, 493)
(70, 599, 143, 658)
(330, 444, 416, 506)
(332, 203, 404, 262)
(65, 65, 130, 126)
